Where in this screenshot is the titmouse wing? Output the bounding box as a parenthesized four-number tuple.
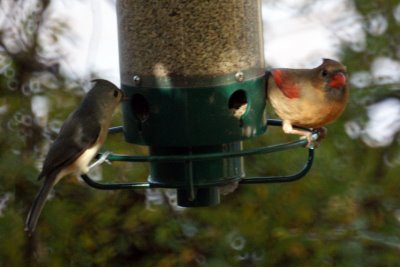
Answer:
(39, 110, 101, 180)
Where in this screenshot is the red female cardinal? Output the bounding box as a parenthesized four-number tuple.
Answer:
(266, 58, 348, 146)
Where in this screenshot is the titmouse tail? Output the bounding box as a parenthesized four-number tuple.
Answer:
(25, 176, 56, 235)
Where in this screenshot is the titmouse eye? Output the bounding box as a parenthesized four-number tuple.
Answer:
(113, 90, 119, 97)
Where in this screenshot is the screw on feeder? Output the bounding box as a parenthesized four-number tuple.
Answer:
(235, 71, 245, 82)
(132, 75, 141, 86)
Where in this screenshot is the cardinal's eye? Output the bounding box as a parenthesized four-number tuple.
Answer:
(113, 90, 119, 97)
(321, 69, 328, 77)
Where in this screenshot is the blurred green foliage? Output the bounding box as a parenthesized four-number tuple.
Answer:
(0, 0, 400, 266)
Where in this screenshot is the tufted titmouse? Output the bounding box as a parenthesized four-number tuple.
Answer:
(25, 79, 124, 235)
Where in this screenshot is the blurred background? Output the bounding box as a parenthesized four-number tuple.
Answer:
(1, 0, 400, 266)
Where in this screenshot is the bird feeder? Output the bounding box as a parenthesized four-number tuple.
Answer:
(81, 0, 317, 207)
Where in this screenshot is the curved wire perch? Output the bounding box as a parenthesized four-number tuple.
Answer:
(239, 148, 314, 184)
(81, 174, 151, 190)
(82, 119, 317, 190)
(81, 148, 314, 189)
(102, 138, 309, 163)
(99, 119, 315, 163)
(81, 140, 315, 189)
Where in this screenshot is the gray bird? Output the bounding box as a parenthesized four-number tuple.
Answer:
(25, 79, 124, 235)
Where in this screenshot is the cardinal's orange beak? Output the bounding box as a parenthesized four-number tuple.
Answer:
(329, 72, 346, 88)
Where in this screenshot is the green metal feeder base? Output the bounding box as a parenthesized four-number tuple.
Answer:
(115, 73, 266, 206)
(121, 75, 267, 147)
